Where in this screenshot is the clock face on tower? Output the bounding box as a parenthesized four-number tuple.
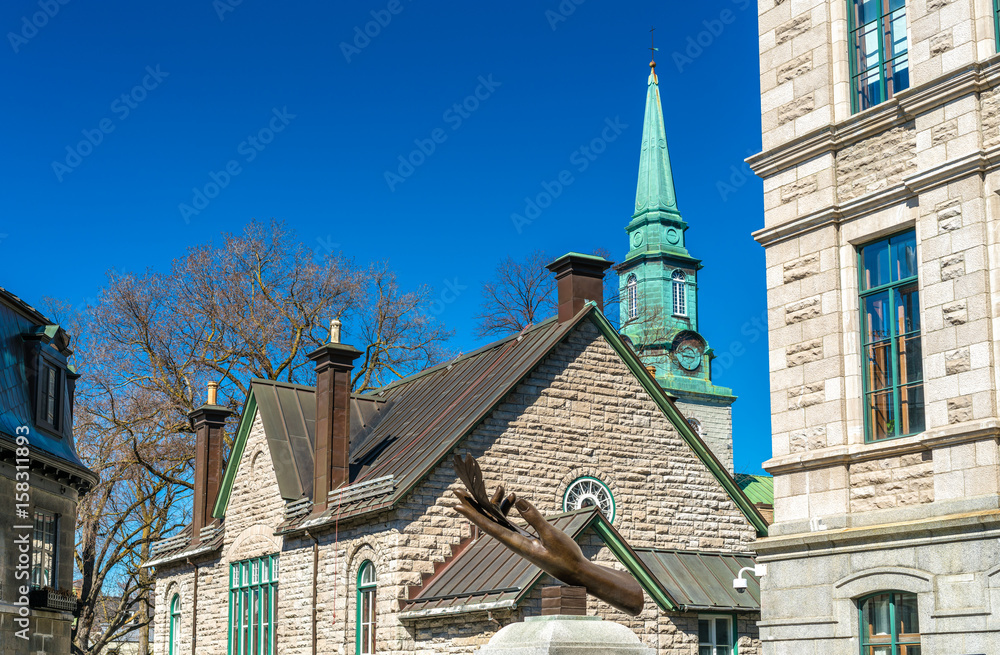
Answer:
(675, 337, 704, 371)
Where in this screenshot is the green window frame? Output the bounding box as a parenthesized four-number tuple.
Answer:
(698, 614, 737, 655)
(169, 595, 181, 655)
(859, 591, 920, 654)
(847, 0, 909, 112)
(858, 231, 923, 442)
(995, 0, 1000, 52)
(357, 561, 377, 655)
(228, 554, 278, 655)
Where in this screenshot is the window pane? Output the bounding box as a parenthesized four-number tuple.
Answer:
(865, 594, 893, 638)
(895, 285, 920, 334)
(897, 593, 919, 634)
(698, 619, 711, 643)
(715, 648, 731, 655)
(856, 0, 881, 25)
(899, 384, 925, 435)
(864, 292, 891, 342)
(716, 618, 731, 645)
(861, 239, 891, 290)
(900, 646, 920, 655)
(896, 334, 921, 384)
(865, 342, 893, 391)
(699, 648, 712, 655)
(889, 54, 910, 95)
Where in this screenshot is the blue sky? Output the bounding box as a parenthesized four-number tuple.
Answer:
(0, 0, 770, 473)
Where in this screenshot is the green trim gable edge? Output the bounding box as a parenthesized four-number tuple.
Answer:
(586, 310, 769, 537)
(212, 389, 258, 519)
(503, 507, 678, 613)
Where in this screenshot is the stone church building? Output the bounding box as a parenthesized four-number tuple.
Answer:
(749, 0, 1000, 650)
(146, 62, 768, 655)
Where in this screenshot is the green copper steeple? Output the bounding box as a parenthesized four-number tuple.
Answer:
(616, 60, 733, 408)
(634, 64, 680, 220)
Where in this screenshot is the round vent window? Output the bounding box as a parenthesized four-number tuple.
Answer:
(563, 477, 615, 522)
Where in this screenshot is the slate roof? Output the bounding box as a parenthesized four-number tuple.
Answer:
(634, 548, 761, 612)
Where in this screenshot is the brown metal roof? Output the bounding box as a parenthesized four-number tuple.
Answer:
(634, 549, 760, 612)
(274, 314, 579, 532)
(399, 507, 601, 619)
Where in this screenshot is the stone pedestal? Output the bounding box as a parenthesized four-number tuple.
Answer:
(475, 615, 654, 654)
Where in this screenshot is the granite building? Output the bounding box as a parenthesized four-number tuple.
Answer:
(749, 0, 1000, 650)
(145, 245, 769, 655)
(0, 288, 98, 655)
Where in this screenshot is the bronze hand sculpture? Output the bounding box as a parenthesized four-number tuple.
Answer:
(452, 454, 645, 616)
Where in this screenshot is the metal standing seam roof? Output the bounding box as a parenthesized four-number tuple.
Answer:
(634, 549, 761, 612)
(735, 473, 774, 507)
(400, 507, 607, 618)
(271, 314, 578, 530)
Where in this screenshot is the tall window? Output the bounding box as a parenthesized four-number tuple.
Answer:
(626, 275, 638, 320)
(357, 561, 377, 655)
(38, 362, 61, 431)
(31, 510, 57, 588)
(859, 231, 923, 442)
(672, 270, 687, 316)
(229, 554, 278, 655)
(169, 595, 181, 655)
(995, 0, 1000, 52)
(849, 0, 909, 112)
(860, 592, 920, 654)
(698, 616, 733, 655)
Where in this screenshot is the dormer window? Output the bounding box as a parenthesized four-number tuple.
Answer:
(36, 357, 63, 434)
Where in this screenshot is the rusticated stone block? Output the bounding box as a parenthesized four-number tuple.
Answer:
(931, 119, 958, 144)
(786, 339, 823, 366)
(936, 198, 962, 232)
(788, 382, 824, 409)
(836, 124, 916, 201)
(941, 254, 966, 281)
(929, 32, 953, 55)
(945, 347, 971, 375)
(778, 94, 814, 126)
(780, 175, 819, 204)
(942, 301, 967, 325)
(948, 396, 973, 423)
(785, 296, 821, 324)
(777, 53, 813, 83)
(775, 15, 810, 44)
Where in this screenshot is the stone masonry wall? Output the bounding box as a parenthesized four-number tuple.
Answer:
(155, 319, 760, 655)
(848, 451, 934, 513)
(835, 125, 917, 202)
(674, 399, 734, 473)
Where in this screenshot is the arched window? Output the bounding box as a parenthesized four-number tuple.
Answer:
(859, 592, 920, 655)
(357, 561, 377, 655)
(563, 477, 615, 522)
(169, 595, 181, 655)
(626, 275, 638, 320)
(672, 270, 687, 316)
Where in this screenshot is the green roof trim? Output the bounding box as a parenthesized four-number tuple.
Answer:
(590, 515, 678, 611)
(735, 474, 774, 506)
(586, 310, 769, 537)
(212, 389, 258, 519)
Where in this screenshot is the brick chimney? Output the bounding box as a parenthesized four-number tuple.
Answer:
(308, 319, 362, 514)
(546, 253, 613, 322)
(190, 381, 232, 545)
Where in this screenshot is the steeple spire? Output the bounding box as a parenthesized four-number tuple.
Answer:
(633, 57, 680, 219)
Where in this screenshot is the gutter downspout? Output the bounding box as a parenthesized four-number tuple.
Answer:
(186, 558, 198, 654)
(305, 530, 319, 655)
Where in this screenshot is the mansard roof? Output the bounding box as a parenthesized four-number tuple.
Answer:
(0, 286, 96, 491)
(211, 305, 769, 537)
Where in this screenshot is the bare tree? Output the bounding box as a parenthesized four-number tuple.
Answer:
(474, 249, 621, 337)
(61, 219, 452, 655)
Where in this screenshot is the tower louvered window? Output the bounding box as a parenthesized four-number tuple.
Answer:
(626, 275, 638, 320)
(672, 270, 687, 316)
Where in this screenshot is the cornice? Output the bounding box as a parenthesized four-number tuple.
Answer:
(747, 56, 1000, 179)
(752, 145, 1000, 246)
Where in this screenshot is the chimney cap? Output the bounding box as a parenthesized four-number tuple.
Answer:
(545, 252, 613, 278)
